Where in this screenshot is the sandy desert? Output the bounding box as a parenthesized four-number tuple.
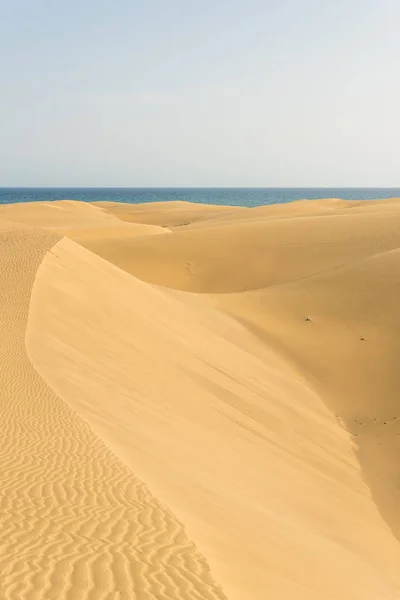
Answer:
(1, 197, 400, 599)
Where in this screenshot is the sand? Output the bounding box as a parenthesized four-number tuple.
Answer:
(1, 198, 400, 599)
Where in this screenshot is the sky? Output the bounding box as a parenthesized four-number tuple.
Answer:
(1, 0, 399, 187)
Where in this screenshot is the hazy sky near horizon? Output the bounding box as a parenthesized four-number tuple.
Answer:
(1, 0, 399, 187)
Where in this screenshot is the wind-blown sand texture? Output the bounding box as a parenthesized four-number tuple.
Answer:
(1, 197, 400, 599)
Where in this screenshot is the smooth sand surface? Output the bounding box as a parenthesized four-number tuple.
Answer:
(1, 198, 400, 599)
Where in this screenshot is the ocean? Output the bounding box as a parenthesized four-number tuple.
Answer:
(1, 187, 399, 208)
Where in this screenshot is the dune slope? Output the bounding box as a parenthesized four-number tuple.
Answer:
(0, 223, 227, 599)
(217, 247, 400, 542)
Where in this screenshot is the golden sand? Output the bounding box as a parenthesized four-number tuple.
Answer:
(1, 198, 400, 599)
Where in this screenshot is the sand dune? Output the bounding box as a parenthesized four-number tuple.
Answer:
(74, 200, 400, 293)
(0, 217, 227, 600)
(0, 199, 170, 240)
(93, 200, 244, 228)
(1, 198, 400, 599)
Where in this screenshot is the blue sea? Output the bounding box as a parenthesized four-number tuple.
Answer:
(1, 188, 400, 208)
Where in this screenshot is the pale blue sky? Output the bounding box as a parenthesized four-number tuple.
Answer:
(1, 0, 399, 186)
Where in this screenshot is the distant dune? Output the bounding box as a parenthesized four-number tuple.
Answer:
(1, 198, 400, 599)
